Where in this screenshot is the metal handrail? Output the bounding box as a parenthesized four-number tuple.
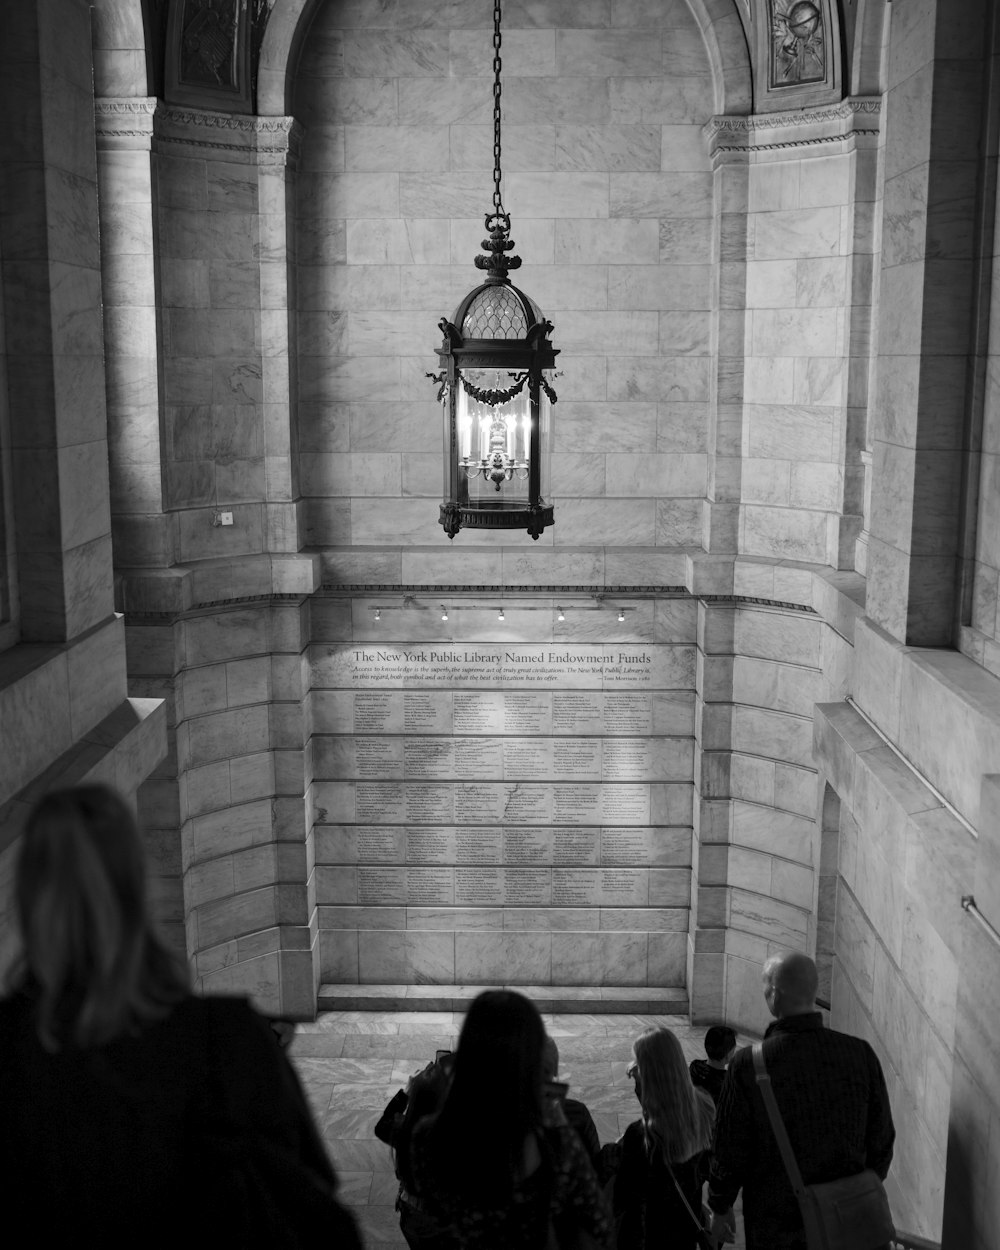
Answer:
(961, 895, 1000, 949)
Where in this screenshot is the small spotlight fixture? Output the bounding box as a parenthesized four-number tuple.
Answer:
(374, 608, 381, 621)
(498, 606, 505, 622)
(557, 606, 565, 622)
(618, 608, 625, 622)
(441, 605, 449, 621)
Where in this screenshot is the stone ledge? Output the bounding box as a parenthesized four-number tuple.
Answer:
(0, 695, 167, 857)
(318, 983, 689, 1014)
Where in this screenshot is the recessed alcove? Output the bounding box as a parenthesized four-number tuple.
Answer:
(2, 0, 1000, 1243)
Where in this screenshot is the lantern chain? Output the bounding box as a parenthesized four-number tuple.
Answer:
(492, 0, 504, 217)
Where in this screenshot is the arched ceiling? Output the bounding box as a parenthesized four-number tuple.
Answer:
(89, 2, 888, 123)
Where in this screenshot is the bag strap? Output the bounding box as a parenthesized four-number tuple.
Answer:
(661, 1155, 712, 1250)
(752, 1042, 809, 1202)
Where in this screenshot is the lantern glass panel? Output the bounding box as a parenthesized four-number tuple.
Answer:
(538, 381, 552, 502)
(457, 373, 532, 510)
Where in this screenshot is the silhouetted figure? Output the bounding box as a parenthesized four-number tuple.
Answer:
(0, 784, 360, 1248)
(707, 951, 895, 1250)
(689, 1025, 737, 1106)
(543, 1034, 602, 1172)
(613, 1026, 716, 1249)
(406, 989, 613, 1249)
(375, 1049, 454, 1249)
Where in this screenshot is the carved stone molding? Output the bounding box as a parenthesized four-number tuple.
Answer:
(94, 97, 159, 150)
(704, 97, 882, 160)
(154, 105, 303, 166)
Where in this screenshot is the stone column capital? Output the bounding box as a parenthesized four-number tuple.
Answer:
(153, 106, 303, 169)
(94, 97, 158, 151)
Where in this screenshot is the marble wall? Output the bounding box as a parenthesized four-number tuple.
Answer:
(310, 597, 695, 989)
(866, 0, 986, 646)
(124, 595, 320, 1016)
(812, 614, 1000, 1243)
(690, 565, 847, 1031)
(292, 0, 716, 581)
(0, 0, 166, 978)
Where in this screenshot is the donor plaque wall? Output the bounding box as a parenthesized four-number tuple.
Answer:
(311, 633, 697, 986)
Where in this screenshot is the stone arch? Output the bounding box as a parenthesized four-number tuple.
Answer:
(848, 0, 892, 97)
(90, 0, 154, 98)
(257, 0, 323, 117)
(259, 0, 753, 120)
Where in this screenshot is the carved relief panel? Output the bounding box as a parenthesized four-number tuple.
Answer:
(164, 0, 273, 113)
(755, 0, 842, 112)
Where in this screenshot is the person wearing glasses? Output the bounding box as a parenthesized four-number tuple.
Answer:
(613, 1027, 718, 1249)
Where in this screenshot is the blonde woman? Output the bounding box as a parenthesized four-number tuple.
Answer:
(0, 784, 360, 1248)
(613, 1026, 717, 1250)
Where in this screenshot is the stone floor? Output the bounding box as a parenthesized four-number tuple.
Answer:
(290, 1009, 748, 1248)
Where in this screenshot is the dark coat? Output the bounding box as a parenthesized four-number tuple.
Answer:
(613, 1120, 706, 1250)
(0, 991, 360, 1248)
(707, 1013, 895, 1250)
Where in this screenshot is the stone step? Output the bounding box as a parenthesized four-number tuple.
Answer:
(317, 983, 689, 1015)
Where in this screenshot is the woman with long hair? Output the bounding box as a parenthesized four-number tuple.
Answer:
(0, 784, 359, 1248)
(407, 989, 613, 1249)
(613, 1026, 716, 1249)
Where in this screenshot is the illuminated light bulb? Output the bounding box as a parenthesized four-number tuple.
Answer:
(441, 606, 449, 621)
(498, 606, 505, 622)
(618, 608, 625, 622)
(557, 607, 565, 622)
(374, 608, 381, 621)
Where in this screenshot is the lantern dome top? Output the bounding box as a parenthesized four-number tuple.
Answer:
(453, 281, 543, 341)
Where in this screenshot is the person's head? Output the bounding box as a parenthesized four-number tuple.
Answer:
(14, 784, 188, 1050)
(428, 990, 546, 1200)
(630, 1027, 714, 1163)
(704, 1025, 737, 1065)
(762, 950, 818, 1019)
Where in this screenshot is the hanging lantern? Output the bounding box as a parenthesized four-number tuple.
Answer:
(429, 1, 558, 540)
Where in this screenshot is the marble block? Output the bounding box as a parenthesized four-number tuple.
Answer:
(345, 218, 450, 266)
(449, 29, 555, 78)
(607, 355, 711, 404)
(506, 172, 610, 219)
(551, 930, 648, 985)
(610, 172, 712, 219)
(555, 310, 659, 356)
(455, 931, 552, 984)
(753, 205, 843, 263)
(556, 124, 661, 172)
(608, 76, 713, 125)
(338, 30, 449, 77)
(450, 121, 555, 172)
(553, 499, 655, 547)
(503, 76, 612, 126)
(660, 217, 713, 264)
(397, 79, 492, 126)
(555, 401, 656, 453)
(554, 218, 659, 266)
(358, 930, 456, 984)
(729, 887, 808, 947)
(608, 264, 712, 312)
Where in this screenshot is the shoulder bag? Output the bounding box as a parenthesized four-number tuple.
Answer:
(752, 1042, 895, 1250)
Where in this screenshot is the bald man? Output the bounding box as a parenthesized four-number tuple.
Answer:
(706, 952, 895, 1250)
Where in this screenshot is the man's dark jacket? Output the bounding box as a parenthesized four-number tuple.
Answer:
(707, 1013, 895, 1250)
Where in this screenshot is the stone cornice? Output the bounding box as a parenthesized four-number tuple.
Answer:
(154, 105, 303, 165)
(94, 97, 158, 149)
(705, 97, 882, 158)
